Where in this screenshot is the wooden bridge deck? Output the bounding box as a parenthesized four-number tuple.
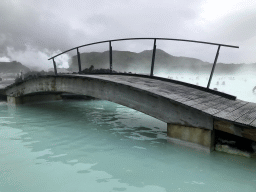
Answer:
(71, 74, 256, 129)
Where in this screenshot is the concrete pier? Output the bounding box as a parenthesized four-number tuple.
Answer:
(167, 124, 215, 153)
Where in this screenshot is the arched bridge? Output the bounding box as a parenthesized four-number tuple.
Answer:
(4, 74, 256, 153)
(4, 37, 255, 153)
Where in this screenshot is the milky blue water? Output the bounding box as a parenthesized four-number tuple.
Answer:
(0, 100, 255, 192)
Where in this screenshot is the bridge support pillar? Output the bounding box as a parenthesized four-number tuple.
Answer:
(7, 96, 22, 105)
(7, 94, 62, 105)
(167, 124, 215, 153)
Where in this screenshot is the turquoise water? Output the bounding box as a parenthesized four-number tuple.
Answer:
(0, 100, 255, 192)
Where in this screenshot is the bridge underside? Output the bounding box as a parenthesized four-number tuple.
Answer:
(4, 75, 256, 153)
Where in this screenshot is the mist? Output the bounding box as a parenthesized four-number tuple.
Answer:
(5, 45, 70, 71)
(0, 57, 10, 62)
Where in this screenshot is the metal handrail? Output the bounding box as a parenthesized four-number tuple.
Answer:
(48, 37, 239, 89)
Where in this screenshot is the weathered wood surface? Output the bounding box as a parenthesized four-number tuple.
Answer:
(73, 74, 256, 129)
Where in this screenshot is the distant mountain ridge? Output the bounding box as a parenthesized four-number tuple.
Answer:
(1, 50, 255, 75)
(70, 49, 256, 75)
(0, 61, 30, 73)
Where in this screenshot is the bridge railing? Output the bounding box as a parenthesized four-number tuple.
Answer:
(48, 38, 239, 89)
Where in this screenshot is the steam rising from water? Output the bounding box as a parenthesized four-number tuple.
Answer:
(6, 45, 70, 70)
(0, 56, 10, 62)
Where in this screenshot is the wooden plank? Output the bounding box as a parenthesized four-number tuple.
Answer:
(174, 94, 201, 103)
(182, 93, 217, 106)
(141, 83, 159, 88)
(202, 107, 221, 115)
(161, 82, 186, 88)
(193, 100, 232, 116)
(183, 99, 205, 106)
(181, 93, 202, 100)
(154, 88, 184, 98)
(188, 89, 211, 95)
(164, 87, 208, 103)
(171, 91, 192, 100)
(198, 97, 227, 107)
(157, 82, 184, 90)
(174, 89, 215, 106)
(208, 102, 231, 111)
(202, 104, 228, 114)
(175, 91, 199, 98)
(151, 90, 182, 100)
(191, 96, 221, 107)
(213, 102, 245, 119)
(179, 87, 201, 93)
(214, 100, 247, 117)
(192, 103, 211, 111)
(158, 89, 178, 95)
(199, 98, 235, 115)
(250, 119, 256, 128)
(216, 103, 255, 122)
(189, 97, 217, 107)
(166, 94, 195, 103)
(225, 101, 248, 113)
(162, 93, 182, 100)
(191, 91, 213, 99)
(235, 106, 256, 125)
(168, 87, 192, 93)
(159, 86, 184, 94)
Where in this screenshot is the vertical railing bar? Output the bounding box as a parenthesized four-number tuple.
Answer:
(207, 45, 221, 89)
(52, 58, 58, 76)
(77, 48, 82, 73)
(150, 39, 157, 76)
(109, 41, 113, 73)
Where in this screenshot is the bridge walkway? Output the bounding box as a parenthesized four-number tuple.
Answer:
(68, 74, 256, 129)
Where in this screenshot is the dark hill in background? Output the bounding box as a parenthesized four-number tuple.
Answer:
(69, 49, 256, 75)
(2, 50, 254, 76)
(0, 61, 31, 73)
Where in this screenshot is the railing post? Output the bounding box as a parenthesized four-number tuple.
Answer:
(207, 45, 221, 89)
(77, 48, 82, 73)
(109, 41, 112, 73)
(150, 39, 157, 76)
(52, 58, 58, 76)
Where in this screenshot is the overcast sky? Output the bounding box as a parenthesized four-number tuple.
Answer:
(0, 0, 255, 70)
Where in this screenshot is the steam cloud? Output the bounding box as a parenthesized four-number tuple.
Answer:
(0, 56, 10, 62)
(6, 45, 70, 71)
